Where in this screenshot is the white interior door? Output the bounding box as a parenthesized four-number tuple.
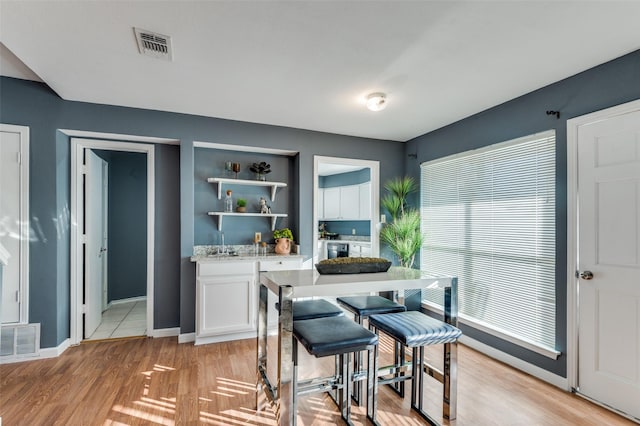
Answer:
(101, 161, 109, 312)
(577, 105, 640, 419)
(0, 125, 28, 324)
(84, 150, 107, 338)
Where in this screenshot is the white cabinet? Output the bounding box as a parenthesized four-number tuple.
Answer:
(317, 188, 324, 218)
(195, 257, 303, 345)
(320, 182, 371, 220)
(359, 182, 371, 219)
(349, 242, 372, 258)
(195, 260, 256, 345)
(323, 187, 341, 219)
(339, 185, 360, 219)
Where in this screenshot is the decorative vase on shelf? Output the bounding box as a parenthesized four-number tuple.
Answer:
(250, 162, 271, 181)
(274, 238, 291, 255)
(225, 190, 233, 212)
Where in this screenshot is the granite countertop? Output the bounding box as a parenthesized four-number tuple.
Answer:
(191, 253, 305, 262)
(318, 238, 371, 244)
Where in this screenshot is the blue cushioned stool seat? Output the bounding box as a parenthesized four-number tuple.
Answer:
(293, 299, 344, 321)
(337, 295, 406, 317)
(292, 315, 379, 424)
(294, 315, 378, 357)
(368, 311, 461, 347)
(368, 310, 462, 426)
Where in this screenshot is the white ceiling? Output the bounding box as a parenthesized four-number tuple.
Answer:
(1, 1, 639, 142)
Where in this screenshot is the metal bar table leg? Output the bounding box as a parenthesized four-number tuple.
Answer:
(277, 285, 294, 425)
(256, 283, 269, 411)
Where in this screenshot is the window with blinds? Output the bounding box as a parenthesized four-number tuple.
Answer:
(420, 130, 558, 358)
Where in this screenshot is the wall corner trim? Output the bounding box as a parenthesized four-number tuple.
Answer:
(178, 332, 196, 344)
(151, 327, 180, 338)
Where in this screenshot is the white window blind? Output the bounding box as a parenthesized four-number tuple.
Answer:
(420, 130, 557, 356)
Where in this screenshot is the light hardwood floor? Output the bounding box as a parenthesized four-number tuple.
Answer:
(0, 336, 635, 425)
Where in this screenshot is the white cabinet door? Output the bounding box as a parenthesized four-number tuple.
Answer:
(197, 273, 255, 337)
(196, 260, 256, 343)
(359, 182, 371, 219)
(323, 187, 340, 219)
(317, 188, 324, 218)
(349, 242, 371, 258)
(340, 185, 360, 219)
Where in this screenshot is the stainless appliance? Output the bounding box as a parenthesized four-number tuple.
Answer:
(327, 242, 349, 259)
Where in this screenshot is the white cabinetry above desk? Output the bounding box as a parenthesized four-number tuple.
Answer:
(319, 182, 370, 220)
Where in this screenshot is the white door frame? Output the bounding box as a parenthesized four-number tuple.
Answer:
(0, 123, 29, 324)
(566, 98, 640, 391)
(312, 156, 380, 264)
(70, 138, 155, 345)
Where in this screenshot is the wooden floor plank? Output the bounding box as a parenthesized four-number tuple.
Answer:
(0, 336, 635, 425)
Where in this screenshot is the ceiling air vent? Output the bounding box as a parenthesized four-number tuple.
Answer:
(134, 27, 173, 61)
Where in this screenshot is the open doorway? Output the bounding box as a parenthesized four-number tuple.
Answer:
(70, 138, 155, 345)
(84, 149, 148, 340)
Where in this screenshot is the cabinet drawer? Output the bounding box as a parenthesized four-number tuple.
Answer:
(198, 260, 255, 276)
(259, 258, 302, 271)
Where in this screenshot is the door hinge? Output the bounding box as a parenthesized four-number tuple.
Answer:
(82, 234, 87, 244)
(81, 304, 87, 314)
(80, 165, 87, 174)
(16, 151, 21, 164)
(15, 290, 20, 302)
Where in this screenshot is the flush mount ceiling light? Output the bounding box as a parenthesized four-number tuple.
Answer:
(366, 92, 387, 112)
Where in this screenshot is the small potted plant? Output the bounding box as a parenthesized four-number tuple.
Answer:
(236, 198, 247, 213)
(273, 228, 294, 254)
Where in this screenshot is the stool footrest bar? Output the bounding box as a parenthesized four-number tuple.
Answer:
(257, 366, 277, 405)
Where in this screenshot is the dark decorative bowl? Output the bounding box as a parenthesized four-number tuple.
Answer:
(315, 261, 392, 275)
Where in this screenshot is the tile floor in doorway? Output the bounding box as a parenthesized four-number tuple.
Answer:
(85, 300, 147, 341)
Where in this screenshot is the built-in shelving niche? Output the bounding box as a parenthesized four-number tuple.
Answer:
(206, 178, 288, 230)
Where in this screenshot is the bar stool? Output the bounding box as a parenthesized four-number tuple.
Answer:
(368, 310, 462, 426)
(293, 299, 344, 321)
(336, 295, 406, 402)
(292, 315, 379, 424)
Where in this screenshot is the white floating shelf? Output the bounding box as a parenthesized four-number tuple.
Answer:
(207, 212, 287, 231)
(207, 177, 287, 202)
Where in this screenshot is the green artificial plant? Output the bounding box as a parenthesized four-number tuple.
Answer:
(380, 176, 423, 268)
(273, 228, 294, 241)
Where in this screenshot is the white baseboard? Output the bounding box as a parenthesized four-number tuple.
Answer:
(0, 338, 70, 364)
(150, 327, 180, 338)
(109, 296, 148, 307)
(195, 331, 256, 345)
(178, 332, 195, 344)
(460, 335, 569, 390)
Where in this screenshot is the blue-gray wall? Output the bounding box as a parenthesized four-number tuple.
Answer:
(0, 75, 402, 347)
(94, 150, 148, 302)
(405, 49, 640, 377)
(194, 149, 294, 245)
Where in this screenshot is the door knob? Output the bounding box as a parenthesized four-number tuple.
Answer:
(579, 271, 594, 280)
